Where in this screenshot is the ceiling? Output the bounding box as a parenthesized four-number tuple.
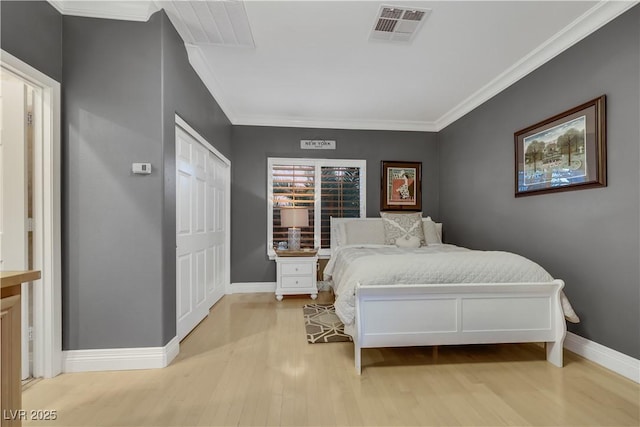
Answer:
(48, 1, 636, 132)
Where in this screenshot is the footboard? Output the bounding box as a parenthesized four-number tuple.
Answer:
(353, 280, 566, 374)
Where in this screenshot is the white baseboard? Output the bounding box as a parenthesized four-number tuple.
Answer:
(227, 282, 276, 294)
(60, 317, 637, 382)
(62, 336, 180, 373)
(564, 332, 639, 383)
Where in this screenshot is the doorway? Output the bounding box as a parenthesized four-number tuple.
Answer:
(0, 68, 35, 381)
(1, 50, 62, 378)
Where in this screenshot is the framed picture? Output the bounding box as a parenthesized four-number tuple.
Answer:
(515, 95, 606, 197)
(381, 161, 422, 211)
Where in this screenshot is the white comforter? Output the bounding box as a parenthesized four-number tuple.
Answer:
(324, 244, 579, 330)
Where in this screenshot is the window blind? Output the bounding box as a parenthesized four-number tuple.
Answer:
(272, 164, 315, 248)
(320, 166, 361, 248)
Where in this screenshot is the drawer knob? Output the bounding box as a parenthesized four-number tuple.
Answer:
(295, 280, 299, 284)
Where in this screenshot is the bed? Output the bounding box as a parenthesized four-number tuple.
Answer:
(325, 216, 578, 374)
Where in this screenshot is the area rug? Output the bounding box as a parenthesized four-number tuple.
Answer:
(303, 303, 352, 343)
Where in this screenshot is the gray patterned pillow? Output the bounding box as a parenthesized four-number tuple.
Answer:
(380, 212, 425, 246)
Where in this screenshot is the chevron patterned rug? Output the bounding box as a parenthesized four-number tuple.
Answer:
(303, 303, 352, 343)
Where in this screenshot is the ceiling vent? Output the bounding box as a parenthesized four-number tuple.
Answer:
(369, 5, 431, 43)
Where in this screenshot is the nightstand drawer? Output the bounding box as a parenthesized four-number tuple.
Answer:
(281, 275, 314, 289)
(281, 263, 314, 276)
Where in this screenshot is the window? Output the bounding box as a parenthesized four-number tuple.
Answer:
(268, 158, 366, 258)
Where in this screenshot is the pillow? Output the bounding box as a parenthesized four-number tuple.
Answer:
(423, 218, 442, 244)
(343, 220, 386, 245)
(395, 235, 421, 248)
(334, 222, 347, 247)
(380, 212, 425, 246)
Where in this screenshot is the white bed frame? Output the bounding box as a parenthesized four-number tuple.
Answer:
(330, 218, 567, 375)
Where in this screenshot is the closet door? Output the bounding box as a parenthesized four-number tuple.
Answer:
(176, 128, 210, 341)
(206, 152, 227, 309)
(175, 124, 229, 341)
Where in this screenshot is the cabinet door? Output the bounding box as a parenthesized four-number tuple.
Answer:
(1, 295, 22, 427)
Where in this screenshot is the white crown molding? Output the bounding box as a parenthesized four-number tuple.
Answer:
(233, 115, 439, 132)
(185, 44, 239, 124)
(62, 336, 179, 373)
(227, 282, 276, 294)
(47, 1, 65, 14)
(564, 332, 640, 383)
(435, 0, 638, 131)
(47, 1, 159, 22)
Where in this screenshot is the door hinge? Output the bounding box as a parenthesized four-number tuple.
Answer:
(27, 218, 34, 232)
(28, 326, 33, 341)
(27, 112, 33, 126)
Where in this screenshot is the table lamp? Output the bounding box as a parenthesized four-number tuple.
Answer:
(280, 207, 309, 251)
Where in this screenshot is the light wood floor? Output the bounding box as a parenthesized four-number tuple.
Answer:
(23, 292, 639, 426)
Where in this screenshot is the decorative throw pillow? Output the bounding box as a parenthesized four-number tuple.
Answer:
(395, 235, 421, 248)
(380, 212, 425, 246)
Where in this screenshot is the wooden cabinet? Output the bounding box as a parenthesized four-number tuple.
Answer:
(1, 295, 21, 427)
(275, 256, 318, 301)
(1, 271, 40, 427)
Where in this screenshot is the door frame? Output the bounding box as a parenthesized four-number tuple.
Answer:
(175, 115, 230, 311)
(1, 50, 62, 378)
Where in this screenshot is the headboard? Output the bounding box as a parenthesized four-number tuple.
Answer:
(330, 217, 442, 253)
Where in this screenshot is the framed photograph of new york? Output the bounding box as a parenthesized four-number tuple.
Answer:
(515, 95, 606, 197)
(381, 161, 422, 211)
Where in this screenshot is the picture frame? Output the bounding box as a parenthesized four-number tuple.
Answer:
(381, 161, 422, 211)
(515, 95, 606, 197)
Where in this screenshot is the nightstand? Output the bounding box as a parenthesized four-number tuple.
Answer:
(275, 253, 318, 301)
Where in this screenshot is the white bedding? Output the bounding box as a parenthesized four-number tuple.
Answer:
(324, 244, 579, 331)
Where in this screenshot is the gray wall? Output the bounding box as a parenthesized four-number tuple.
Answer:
(62, 11, 231, 349)
(62, 14, 166, 349)
(231, 126, 438, 283)
(0, 0, 62, 82)
(438, 6, 640, 358)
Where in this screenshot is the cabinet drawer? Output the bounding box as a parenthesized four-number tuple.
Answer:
(281, 263, 314, 276)
(281, 275, 314, 289)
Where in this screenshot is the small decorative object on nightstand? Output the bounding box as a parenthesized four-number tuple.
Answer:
(275, 249, 318, 301)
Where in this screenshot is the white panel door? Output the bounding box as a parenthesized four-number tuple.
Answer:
(0, 73, 29, 379)
(176, 125, 228, 341)
(206, 152, 227, 308)
(176, 128, 209, 341)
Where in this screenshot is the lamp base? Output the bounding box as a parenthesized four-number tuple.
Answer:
(288, 228, 301, 251)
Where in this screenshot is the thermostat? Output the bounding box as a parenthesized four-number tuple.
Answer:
(132, 163, 152, 175)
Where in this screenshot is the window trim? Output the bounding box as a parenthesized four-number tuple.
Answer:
(267, 157, 366, 260)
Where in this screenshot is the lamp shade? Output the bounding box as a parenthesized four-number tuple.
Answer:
(280, 207, 309, 228)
